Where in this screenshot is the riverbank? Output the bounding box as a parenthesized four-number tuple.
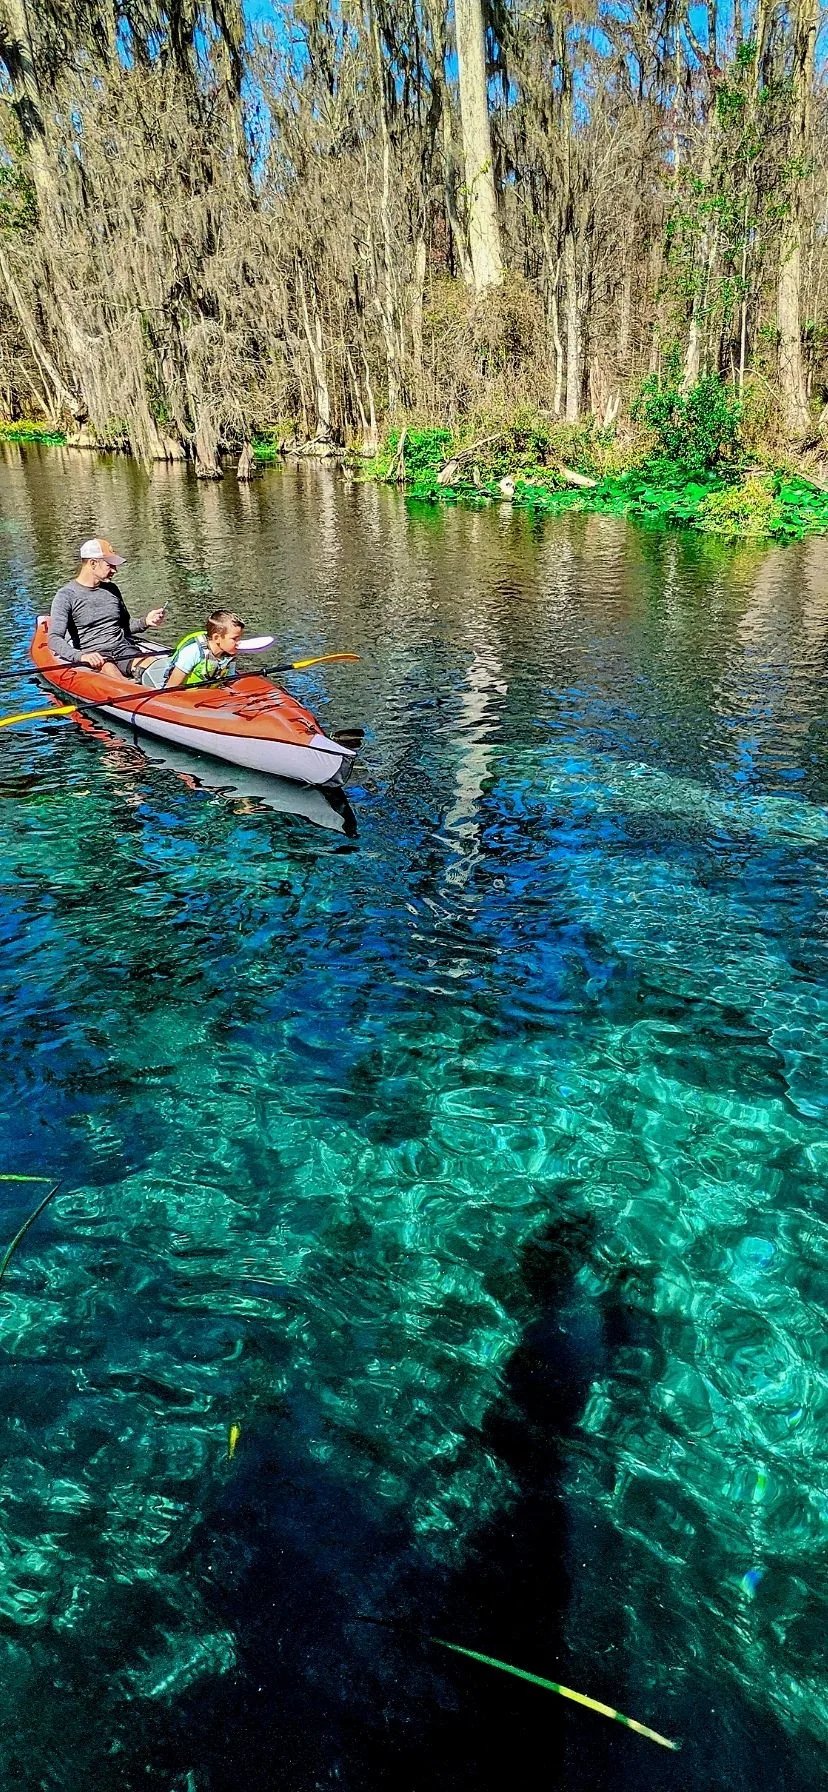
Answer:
(0, 420, 67, 446)
(351, 422, 828, 543)
(7, 411, 828, 542)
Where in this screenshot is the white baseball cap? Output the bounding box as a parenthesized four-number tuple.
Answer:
(79, 536, 126, 568)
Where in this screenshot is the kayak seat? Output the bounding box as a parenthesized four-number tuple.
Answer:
(141, 654, 173, 689)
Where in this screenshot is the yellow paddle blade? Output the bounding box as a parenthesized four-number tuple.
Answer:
(0, 703, 76, 729)
(290, 653, 360, 670)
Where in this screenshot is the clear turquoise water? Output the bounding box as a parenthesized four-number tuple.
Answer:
(0, 445, 827, 1788)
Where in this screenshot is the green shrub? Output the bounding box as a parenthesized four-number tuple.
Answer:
(697, 474, 780, 536)
(632, 374, 742, 473)
(0, 419, 66, 444)
(764, 477, 828, 541)
(401, 427, 452, 477)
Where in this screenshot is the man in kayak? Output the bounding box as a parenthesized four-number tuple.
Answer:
(164, 611, 245, 688)
(49, 538, 167, 678)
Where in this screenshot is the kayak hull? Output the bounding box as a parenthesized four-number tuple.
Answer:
(91, 701, 347, 784)
(29, 619, 356, 788)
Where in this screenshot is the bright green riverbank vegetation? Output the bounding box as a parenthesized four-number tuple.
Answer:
(0, 420, 66, 445)
(356, 430, 828, 543)
(345, 377, 828, 542)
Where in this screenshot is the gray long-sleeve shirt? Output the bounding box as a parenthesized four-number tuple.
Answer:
(48, 580, 150, 664)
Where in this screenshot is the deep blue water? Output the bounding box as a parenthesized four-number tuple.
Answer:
(0, 445, 827, 1790)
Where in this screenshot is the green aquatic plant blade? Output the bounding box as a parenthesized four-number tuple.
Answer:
(429, 1636, 679, 1750)
(0, 1183, 60, 1287)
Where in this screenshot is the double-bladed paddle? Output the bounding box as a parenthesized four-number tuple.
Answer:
(0, 646, 359, 679)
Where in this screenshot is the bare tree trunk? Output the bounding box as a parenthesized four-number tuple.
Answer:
(551, 279, 564, 416)
(738, 199, 750, 395)
(683, 303, 702, 392)
(411, 234, 427, 404)
(345, 346, 379, 454)
(362, 352, 379, 453)
(297, 259, 332, 440)
(370, 9, 401, 413)
(682, 108, 718, 390)
(194, 406, 222, 478)
(684, 228, 718, 388)
(564, 228, 580, 421)
(454, 0, 503, 293)
(618, 249, 633, 374)
(440, 95, 474, 286)
(542, 224, 564, 414)
(425, 0, 474, 288)
(647, 233, 664, 375)
(778, 0, 818, 439)
(778, 240, 809, 434)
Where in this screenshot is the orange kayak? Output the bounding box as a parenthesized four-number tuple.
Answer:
(30, 618, 357, 788)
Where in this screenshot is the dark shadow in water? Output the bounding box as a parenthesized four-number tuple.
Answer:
(114, 1200, 822, 1792)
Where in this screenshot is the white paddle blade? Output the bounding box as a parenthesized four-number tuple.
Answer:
(237, 635, 275, 652)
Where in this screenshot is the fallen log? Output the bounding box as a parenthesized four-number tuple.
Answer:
(436, 430, 505, 484)
(560, 465, 597, 489)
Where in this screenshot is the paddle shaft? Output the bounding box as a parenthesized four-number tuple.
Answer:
(0, 1181, 61, 1287)
(2, 650, 360, 755)
(0, 651, 359, 684)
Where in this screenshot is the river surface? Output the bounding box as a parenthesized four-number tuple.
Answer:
(0, 444, 827, 1791)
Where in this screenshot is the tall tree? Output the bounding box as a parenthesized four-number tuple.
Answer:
(777, 0, 818, 437)
(454, 0, 503, 291)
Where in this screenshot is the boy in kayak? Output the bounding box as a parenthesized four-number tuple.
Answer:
(49, 538, 166, 678)
(165, 611, 245, 688)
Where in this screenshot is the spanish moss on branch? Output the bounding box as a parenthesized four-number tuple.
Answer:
(0, 0, 826, 476)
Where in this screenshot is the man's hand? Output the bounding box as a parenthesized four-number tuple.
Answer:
(145, 607, 166, 627)
(81, 652, 105, 669)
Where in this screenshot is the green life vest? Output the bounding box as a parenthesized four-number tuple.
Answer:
(171, 630, 235, 688)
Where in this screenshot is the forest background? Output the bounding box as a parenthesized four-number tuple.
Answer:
(1, 0, 827, 510)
